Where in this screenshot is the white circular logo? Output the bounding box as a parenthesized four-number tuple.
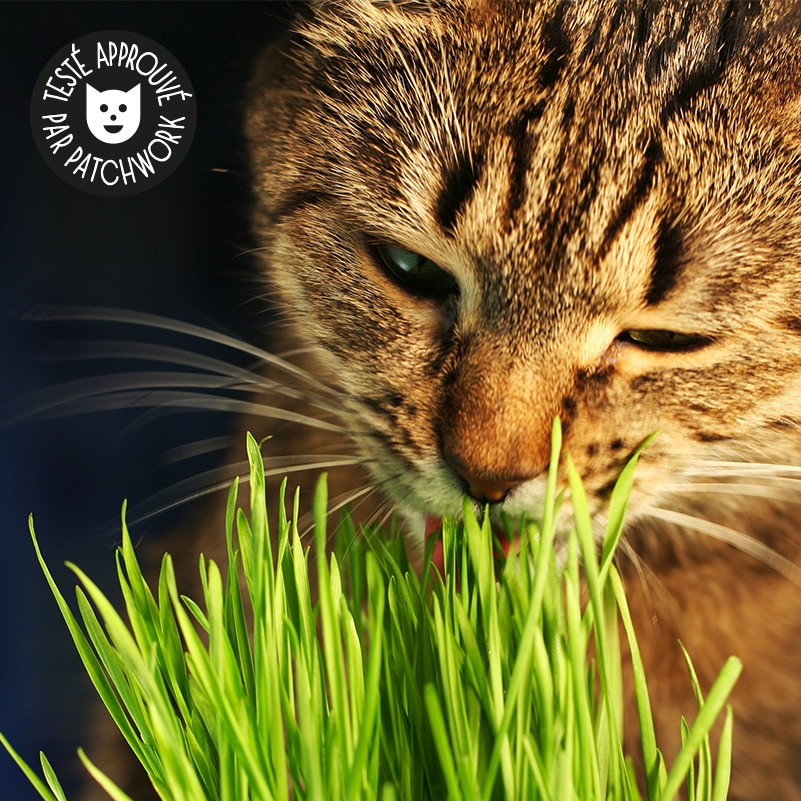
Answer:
(31, 31, 197, 197)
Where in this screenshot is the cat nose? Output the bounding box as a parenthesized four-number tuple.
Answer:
(456, 468, 525, 504)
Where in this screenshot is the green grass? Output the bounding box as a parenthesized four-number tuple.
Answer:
(1, 420, 741, 800)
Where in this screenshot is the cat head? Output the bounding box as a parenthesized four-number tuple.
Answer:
(247, 0, 801, 548)
(86, 83, 141, 144)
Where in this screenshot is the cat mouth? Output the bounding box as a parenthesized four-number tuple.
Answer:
(425, 515, 520, 578)
(103, 124, 123, 133)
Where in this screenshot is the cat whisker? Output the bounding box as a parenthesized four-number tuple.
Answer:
(41, 338, 344, 416)
(23, 305, 343, 398)
(127, 454, 374, 530)
(275, 345, 328, 361)
(160, 435, 246, 466)
(617, 537, 681, 621)
(127, 462, 248, 527)
(618, 537, 650, 592)
(332, 498, 398, 568)
(684, 461, 801, 478)
(663, 480, 801, 504)
(7, 386, 347, 434)
(233, 244, 271, 259)
(617, 534, 713, 643)
(645, 507, 801, 588)
(297, 482, 385, 542)
(366, 501, 398, 535)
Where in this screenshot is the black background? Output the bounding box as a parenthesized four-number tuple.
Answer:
(1, 3, 290, 797)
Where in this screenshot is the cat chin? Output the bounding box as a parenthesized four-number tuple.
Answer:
(392, 472, 605, 576)
(491, 479, 549, 523)
(395, 473, 552, 530)
(402, 507, 573, 579)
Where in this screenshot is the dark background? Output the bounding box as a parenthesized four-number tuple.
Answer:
(1, 3, 290, 797)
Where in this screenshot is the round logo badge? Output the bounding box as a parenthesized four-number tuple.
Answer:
(30, 31, 197, 197)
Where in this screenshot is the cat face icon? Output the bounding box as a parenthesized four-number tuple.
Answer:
(85, 84, 141, 144)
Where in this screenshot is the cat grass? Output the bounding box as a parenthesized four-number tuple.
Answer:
(1, 421, 741, 800)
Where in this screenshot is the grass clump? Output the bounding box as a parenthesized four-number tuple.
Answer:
(1, 421, 741, 800)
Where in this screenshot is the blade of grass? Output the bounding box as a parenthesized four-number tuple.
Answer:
(711, 707, 734, 801)
(78, 751, 138, 801)
(7, 427, 743, 801)
(610, 567, 665, 798)
(657, 656, 742, 801)
(423, 683, 464, 801)
(0, 734, 62, 801)
(600, 433, 659, 582)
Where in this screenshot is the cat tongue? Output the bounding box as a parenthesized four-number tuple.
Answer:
(425, 515, 518, 576)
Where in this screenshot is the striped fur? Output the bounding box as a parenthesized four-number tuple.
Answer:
(244, 3, 801, 797)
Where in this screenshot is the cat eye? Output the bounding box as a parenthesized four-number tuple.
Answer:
(618, 329, 712, 352)
(375, 244, 458, 295)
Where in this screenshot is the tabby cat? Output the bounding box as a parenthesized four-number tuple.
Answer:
(85, 2, 801, 799)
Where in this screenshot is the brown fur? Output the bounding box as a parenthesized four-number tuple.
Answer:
(82, 2, 801, 799)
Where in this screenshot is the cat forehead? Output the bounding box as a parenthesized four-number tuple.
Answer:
(294, 1, 784, 201)
(294, 1, 799, 258)
(298, 1, 796, 149)
(304, 0, 771, 70)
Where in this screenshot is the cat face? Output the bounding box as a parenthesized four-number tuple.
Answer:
(86, 84, 141, 144)
(247, 1, 801, 549)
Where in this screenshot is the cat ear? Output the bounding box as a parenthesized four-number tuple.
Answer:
(127, 84, 141, 102)
(86, 84, 99, 100)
